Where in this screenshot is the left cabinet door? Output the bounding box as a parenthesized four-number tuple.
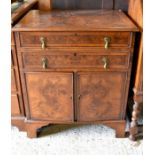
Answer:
(24, 72, 74, 122)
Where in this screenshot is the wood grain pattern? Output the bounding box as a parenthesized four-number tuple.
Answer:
(12, 10, 138, 32)
(11, 39, 25, 117)
(11, 51, 14, 67)
(128, 0, 143, 141)
(11, 46, 25, 118)
(19, 31, 132, 48)
(11, 117, 26, 131)
(38, 0, 52, 11)
(133, 36, 143, 93)
(11, 95, 21, 115)
(25, 72, 74, 121)
(128, 0, 143, 30)
(11, 46, 16, 66)
(11, 69, 17, 92)
(22, 52, 130, 69)
(77, 72, 127, 121)
(11, 32, 15, 46)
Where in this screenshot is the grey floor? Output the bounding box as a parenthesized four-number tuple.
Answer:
(11, 124, 143, 155)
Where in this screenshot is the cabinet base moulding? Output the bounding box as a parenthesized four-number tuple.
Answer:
(24, 120, 126, 138)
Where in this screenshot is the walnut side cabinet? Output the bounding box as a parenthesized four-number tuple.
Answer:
(12, 10, 138, 138)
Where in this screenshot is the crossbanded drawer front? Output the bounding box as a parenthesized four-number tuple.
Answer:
(19, 32, 132, 48)
(22, 52, 130, 69)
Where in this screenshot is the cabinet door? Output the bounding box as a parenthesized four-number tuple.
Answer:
(77, 72, 127, 121)
(25, 72, 73, 122)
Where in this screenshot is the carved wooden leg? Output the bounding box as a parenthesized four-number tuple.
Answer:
(115, 124, 126, 138)
(26, 123, 38, 138)
(104, 120, 126, 138)
(129, 95, 142, 141)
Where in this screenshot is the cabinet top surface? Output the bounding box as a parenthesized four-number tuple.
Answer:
(13, 10, 138, 32)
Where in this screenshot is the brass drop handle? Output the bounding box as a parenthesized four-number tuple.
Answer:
(104, 37, 111, 49)
(40, 37, 46, 49)
(41, 57, 48, 69)
(102, 57, 109, 69)
(78, 95, 81, 100)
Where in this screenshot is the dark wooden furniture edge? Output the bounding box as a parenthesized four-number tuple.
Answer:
(11, 0, 38, 25)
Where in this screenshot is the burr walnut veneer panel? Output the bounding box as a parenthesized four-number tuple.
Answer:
(25, 72, 73, 121)
(77, 72, 127, 121)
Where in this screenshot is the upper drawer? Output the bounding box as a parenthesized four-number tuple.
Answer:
(18, 32, 133, 48)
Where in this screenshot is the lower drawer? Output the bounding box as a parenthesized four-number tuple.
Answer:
(11, 94, 21, 116)
(22, 52, 130, 70)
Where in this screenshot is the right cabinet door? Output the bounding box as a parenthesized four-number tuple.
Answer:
(77, 72, 127, 121)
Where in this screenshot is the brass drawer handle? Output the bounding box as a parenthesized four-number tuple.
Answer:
(41, 57, 48, 69)
(104, 37, 111, 49)
(102, 57, 109, 69)
(78, 94, 81, 100)
(40, 37, 46, 49)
